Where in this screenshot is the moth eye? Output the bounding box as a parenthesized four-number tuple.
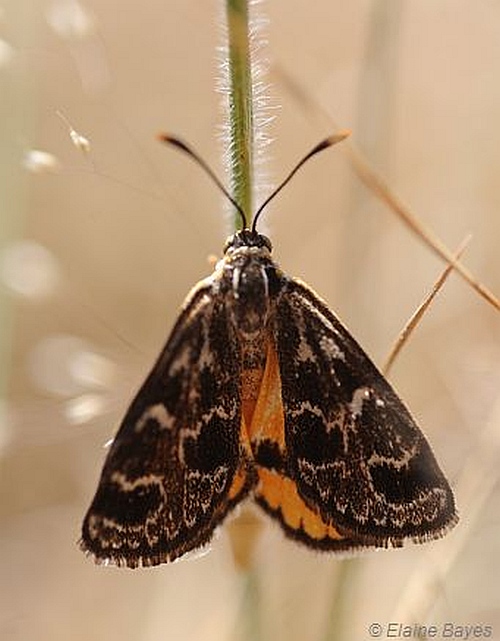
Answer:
(261, 235, 272, 252)
(223, 236, 233, 254)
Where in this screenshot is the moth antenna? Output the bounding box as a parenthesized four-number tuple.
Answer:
(251, 130, 350, 233)
(158, 133, 248, 229)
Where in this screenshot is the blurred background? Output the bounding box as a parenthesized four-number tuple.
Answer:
(1, 1, 500, 639)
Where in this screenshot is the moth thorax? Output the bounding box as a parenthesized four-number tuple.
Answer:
(230, 262, 270, 336)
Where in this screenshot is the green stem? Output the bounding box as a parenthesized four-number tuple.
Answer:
(323, 559, 361, 641)
(239, 569, 262, 641)
(223, 5, 262, 640)
(225, 0, 253, 229)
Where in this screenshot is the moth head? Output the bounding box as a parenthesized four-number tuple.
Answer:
(223, 230, 273, 255)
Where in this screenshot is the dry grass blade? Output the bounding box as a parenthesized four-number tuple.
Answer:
(275, 66, 500, 313)
(382, 235, 472, 376)
(345, 147, 500, 312)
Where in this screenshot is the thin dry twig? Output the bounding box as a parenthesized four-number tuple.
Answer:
(383, 235, 472, 376)
(345, 148, 500, 311)
(274, 66, 500, 313)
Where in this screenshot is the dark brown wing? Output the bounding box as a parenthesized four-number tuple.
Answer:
(269, 277, 457, 550)
(81, 280, 255, 567)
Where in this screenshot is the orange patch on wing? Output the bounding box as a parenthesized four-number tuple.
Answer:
(228, 465, 249, 500)
(229, 400, 255, 501)
(246, 342, 285, 447)
(239, 342, 342, 542)
(256, 468, 344, 542)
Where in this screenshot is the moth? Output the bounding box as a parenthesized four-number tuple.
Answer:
(81, 134, 457, 568)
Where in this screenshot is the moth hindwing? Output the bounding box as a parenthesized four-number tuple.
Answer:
(81, 229, 457, 567)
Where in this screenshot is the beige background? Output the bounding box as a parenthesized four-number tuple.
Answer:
(1, 1, 500, 640)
